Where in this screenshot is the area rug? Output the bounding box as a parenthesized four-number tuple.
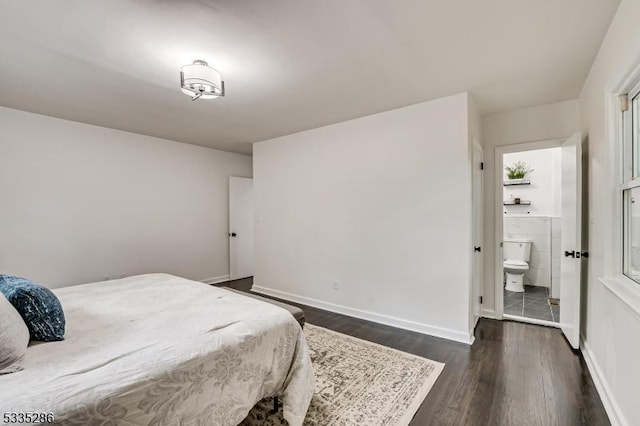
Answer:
(241, 323, 445, 426)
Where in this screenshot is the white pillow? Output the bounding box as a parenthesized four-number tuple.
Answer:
(0, 292, 29, 374)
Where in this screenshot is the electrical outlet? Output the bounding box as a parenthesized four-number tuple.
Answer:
(333, 280, 339, 290)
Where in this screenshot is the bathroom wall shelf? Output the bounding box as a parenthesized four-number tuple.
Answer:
(503, 180, 531, 186)
(503, 201, 531, 206)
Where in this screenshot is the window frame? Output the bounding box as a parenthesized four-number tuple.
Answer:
(621, 81, 640, 284)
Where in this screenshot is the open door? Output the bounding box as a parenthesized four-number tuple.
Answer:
(472, 141, 484, 330)
(229, 177, 254, 280)
(559, 133, 582, 349)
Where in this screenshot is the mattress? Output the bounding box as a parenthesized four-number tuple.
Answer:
(0, 274, 315, 426)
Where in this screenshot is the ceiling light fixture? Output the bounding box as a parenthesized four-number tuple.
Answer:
(180, 60, 225, 101)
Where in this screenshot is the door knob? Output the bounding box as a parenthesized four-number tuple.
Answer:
(229, 232, 237, 237)
(564, 250, 576, 258)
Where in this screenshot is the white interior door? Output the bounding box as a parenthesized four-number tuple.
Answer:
(229, 177, 254, 280)
(560, 133, 582, 349)
(472, 142, 484, 329)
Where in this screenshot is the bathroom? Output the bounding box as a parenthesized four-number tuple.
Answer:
(502, 147, 561, 323)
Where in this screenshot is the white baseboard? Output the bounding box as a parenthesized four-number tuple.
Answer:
(580, 336, 627, 426)
(252, 285, 474, 345)
(481, 308, 498, 319)
(201, 274, 230, 285)
(503, 313, 561, 329)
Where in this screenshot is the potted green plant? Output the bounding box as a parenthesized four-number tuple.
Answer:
(505, 161, 534, 183)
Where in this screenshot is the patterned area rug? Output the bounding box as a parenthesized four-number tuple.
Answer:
(242, 324, 445, 426)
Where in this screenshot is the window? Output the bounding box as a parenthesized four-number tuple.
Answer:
(622, 84, 640, 283)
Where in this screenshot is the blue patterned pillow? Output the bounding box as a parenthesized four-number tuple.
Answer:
(0, 275, 65, 341)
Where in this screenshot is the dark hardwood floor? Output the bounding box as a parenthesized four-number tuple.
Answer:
(218, 278, 610, 426)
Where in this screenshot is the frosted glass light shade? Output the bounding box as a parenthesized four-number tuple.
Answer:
(180, 60, 225, 100)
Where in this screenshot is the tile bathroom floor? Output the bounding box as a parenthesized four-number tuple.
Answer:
(504, 285, 559, 322)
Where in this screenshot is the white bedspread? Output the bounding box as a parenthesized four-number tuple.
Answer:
(0, 274, 314, 425)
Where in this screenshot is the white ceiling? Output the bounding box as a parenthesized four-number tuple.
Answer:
(0, 0, 619, 154)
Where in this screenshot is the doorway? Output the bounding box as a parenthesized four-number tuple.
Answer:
(502, 146, 561, 323)
(495, 134, 583, 349)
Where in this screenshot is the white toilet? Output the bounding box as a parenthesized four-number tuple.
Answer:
(503, 238, 532, 292)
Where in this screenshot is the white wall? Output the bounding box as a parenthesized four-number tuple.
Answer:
(253, 93, 474, 343)
(579, 1, 640, 424)
(0, 106, 252, 288)
(481, 100, 580, 316)
(503, 148, 561, 216)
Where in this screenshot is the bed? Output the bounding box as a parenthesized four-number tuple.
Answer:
(0, 273, 315, 425)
